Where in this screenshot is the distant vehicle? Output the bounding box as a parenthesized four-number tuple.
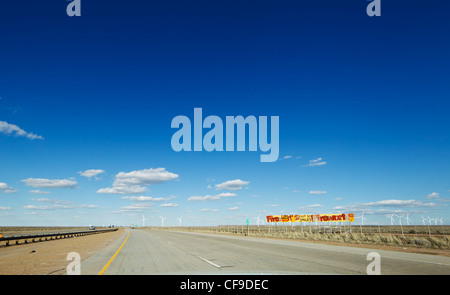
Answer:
(89, 225, 96, 230)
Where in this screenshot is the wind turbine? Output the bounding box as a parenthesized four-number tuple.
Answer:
(361, 212, 367, 225)
(405, 214, 411, 226)
(159, 216, 166, 227)
(356, 212, 366, 234)
(142, 215, 148, 227)
(390, 214, 395, 226)
(421, 216, 426, 225)
(177, 216, 183, 226)
(254, 215, 261, 226)
(397, 214, 405, 236)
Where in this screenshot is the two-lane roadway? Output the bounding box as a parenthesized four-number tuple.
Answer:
(80, 228, 450, 275)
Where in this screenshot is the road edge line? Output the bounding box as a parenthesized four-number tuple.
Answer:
(98, 230, 130, 275)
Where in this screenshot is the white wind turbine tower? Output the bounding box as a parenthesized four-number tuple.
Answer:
(426, 216, 432, 237)
(254, 215, 261, 226)
(159, 216, 166, 227)
(356, 212, 366, 234)
(177, 216, 183, 227)
(254, 215, 262, 232)
(390, 214, 396, 226)
(439, 217, 445, 234)
(397, 214, 404, 236)
(142, 215, 148, 227)
(405, 214, 411, 226)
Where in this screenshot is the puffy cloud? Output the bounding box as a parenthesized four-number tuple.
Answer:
(21, 178, 78, 189)
(78, 169, 105, 178)
(309, 190, 327, 195)
(97, 185, 147, 194)
(0, 120, 43, 140)
(113, 168, 178, 187)
(0, 182, 17, 193)
(427, 192, 440, 199)
(97, 168, 179, 194)
(215, 179, 249, 190)
(188, 192, 236, 201)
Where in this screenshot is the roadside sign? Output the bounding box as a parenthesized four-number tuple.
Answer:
(246, 219, 249, 225)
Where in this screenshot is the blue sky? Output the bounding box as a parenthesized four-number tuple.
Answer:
(0, 0, 449, 226)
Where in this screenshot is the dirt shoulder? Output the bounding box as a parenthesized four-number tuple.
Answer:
(0, 228, 125, 275)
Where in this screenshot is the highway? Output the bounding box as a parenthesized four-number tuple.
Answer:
(80, 228, 450, 275)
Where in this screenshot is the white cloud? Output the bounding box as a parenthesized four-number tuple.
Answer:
(308, 157, 327, 167)
(299, 204, 323, 209)
(309, 190, 327, 195)
(361, 199, 438, 208)
(21, 178, 78, 189)
(97, 185, 148, 194)
(427, 192, 440, 199)
(0, 120, 43, 140)
(0, 182, 17, 193)
(114, 168, 179, 187)
(0, 206, 12, 210)
(188, 192, 236, 202)
(160, 203, 179, 207)
(333, 199, 441, 213)
(283, 155, 292, 159)
(97, 168, 179, 194)
(121, 196, 175, 202)
(118, 203, 153, 212)
(215, 179, 249, 190)
(78, 169, 105, 178)
(199, 208, 219, 212)
(228, 206, 239, 211)
(29, 189, 50, 194)
(24, 198, 97, 210)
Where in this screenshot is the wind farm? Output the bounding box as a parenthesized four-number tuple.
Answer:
(124, 213, 450, 252)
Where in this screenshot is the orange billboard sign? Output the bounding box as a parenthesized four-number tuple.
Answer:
(266, 213, 354, 223)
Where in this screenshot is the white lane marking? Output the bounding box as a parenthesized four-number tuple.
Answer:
(197, 256, 221, 269)
(168, 242, 175, 245)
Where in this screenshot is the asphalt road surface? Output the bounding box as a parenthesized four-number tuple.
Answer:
(80, 228, 450, 275)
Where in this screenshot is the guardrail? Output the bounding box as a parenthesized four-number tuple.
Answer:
(0, 228, 118, 246)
